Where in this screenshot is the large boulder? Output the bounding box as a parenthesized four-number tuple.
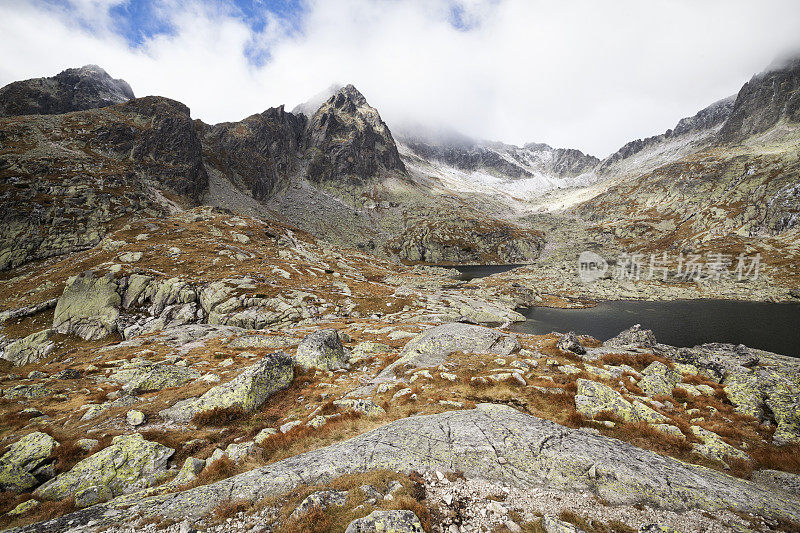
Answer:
(344, 510, 424, 533)
(1, 329, 56, 366)
(556, 331, 585, 355)
(159, 353, 293, 424)
(0, 432, 59, 492)
(392, 323, 519, 370)
(109, 360, 200, 394)
(53, 273, 121, 340)
(295, 329, 349, 371)
(34, 434, 173, 507)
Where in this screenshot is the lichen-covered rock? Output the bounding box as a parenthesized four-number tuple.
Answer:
(751, 469, 800, 496)
(722, 365, 800, 444)
(295, 329, 349, 371)
(53, 273, 121, 340)
(605, 324, 656, 348)
(34, 433, 173, 506)
(3, 383, 52, 399)
(638, 362, 681, 398)
(1, 432, 58, 475)
(333, 398, 386, 417)
(159, 353, 293, 423)
(632, 401, 667, 423)
(290, 490, 348, 519)
(121, 274, 153, 309)
(169, 457, 205, 488)
(690, 426, 750, 465)
(350, 341, 391, 363)
(7, 499, 39, 516)
(556, 332, 585, 355)
(109, 361, 200, 394)
(344, 510, 424, 533)
(574, 379, 637, 422)
(127, 410, 145, 426)
(1, 329, 56, 366)
(0, 432, 59, 492)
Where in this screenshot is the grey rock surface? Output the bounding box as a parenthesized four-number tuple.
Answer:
(13, 404, 800, 531)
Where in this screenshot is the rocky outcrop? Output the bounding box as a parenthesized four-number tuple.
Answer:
(294, 329, 349, 371)
(557, 332, 585, 355)
(0, 432, 58, 492)
(0, 94, 208, 270)
(0, 65, 134, 117)
(305, 85, 406, 183)
(159, 353, 293, 423)
(1, 329, 55, 366)
(16, 404, 800, 531)
(52, 272, 121, 340)
(390, 218, 543, 264)
(34, 433, 173, 507)
(605, 324, 656, 349)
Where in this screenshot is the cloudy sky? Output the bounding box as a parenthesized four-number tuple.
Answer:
(2, 0, 800, 156)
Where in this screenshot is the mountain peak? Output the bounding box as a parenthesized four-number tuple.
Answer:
(305, 83, 405, 181)
(0, 65, 134, 117)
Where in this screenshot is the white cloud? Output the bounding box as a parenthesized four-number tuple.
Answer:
(1, 0, 800, 156)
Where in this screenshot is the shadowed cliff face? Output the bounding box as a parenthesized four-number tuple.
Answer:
(0, 65, 134, 117)
(719, 57, 800, 143)
(201, 105, 307, 200)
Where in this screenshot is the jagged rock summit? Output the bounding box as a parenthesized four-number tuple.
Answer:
(0, 65, 134, 117)
(305, 84, 406, 181)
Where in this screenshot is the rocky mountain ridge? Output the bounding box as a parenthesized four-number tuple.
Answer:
(0, 65, 134, 118)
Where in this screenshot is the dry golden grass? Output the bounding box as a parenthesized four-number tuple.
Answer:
(213, 498, 251, 520)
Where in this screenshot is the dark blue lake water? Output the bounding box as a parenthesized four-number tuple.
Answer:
(510, 300, 800, 357)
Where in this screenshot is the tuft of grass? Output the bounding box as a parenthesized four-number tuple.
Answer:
(191, 406, 248, 427)
(385, 495, 431, 532)
(281, 504, 332, 533)
(750, 444, 800, 474)
(179, 457, 238, 490)
(213, 498, 251, 520)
